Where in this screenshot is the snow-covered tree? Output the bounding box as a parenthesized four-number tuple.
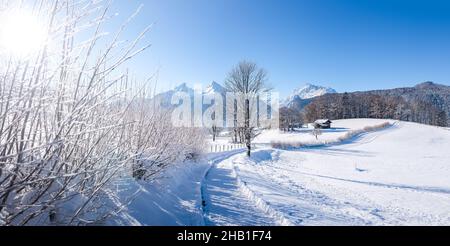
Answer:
(224, 61, 270, 156)
(311, 127, 322, 140)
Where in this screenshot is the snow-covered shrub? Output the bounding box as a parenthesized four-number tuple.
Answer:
(124, 99, 206, 180)
(0, 0, 205, 225)
(336, 122, 391, 142)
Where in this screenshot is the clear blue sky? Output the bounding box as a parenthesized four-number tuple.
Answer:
(110, 0, 450, 96)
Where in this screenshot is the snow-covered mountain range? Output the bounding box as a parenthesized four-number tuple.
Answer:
(153, 82, 336, 109)
(281, 83, 337, 107)
(204, 81, 226, 95)
(152, 82, 226, 108)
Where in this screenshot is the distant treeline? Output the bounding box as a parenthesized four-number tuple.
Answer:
(302, 93, 448, 127)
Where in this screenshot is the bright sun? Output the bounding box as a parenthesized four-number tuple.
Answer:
(0, 10, 47, 57)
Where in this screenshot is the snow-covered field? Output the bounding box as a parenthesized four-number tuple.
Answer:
(114, 119, 450, 226)
(254, 119, 395, 146)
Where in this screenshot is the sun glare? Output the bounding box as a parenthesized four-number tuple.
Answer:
(0, 10, 47, 57)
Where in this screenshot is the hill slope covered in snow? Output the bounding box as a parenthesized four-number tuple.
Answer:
(113, 119, 450, 226)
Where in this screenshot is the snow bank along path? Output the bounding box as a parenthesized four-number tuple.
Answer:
(202, 119, 450, 225)
(111, 150, 245, 225)
(201, 153, 293, 226)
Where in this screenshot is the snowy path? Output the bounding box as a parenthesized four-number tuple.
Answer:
(201, 150, 379, 226)
(201, 157, 280, 226)
(201, 120, 450, 225)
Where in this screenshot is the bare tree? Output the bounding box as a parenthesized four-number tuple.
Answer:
(280, 107, 292, 132)
(280, 107, 303, 131)
(224, 61, 269, 157)
(311, 127, 322, 140)
(210, 124, 221, 142)
(208, 112, 222, 142)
